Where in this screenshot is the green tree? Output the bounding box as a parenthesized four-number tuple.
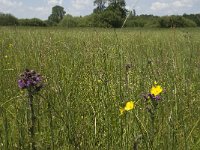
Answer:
(159, 16, 197, 28)
(92, 0, 127, 28)
(48, 5, 66, 24)
(103, 0, 126, 27)
(0, 13, 18, 26)
(108, 0, 125, 7)
(102, 8, 124, 27)
(183, 14, 200, 26)
(19, 18, 47, 26)
(94, 0, 107, 12)
(107, 0, 126, 18)
(59, 14, 78, 27)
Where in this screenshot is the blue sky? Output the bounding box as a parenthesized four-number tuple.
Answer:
(0, 0, 199, 20)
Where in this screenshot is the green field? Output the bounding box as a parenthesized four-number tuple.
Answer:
(0, 27, 200, 150)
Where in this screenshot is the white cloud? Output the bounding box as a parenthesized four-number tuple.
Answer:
(150, 0, 195, 11)
(148, 0, 200, 16)
(47, 0, 63, 5)
(172, 0, 193, 8)
(27, 6, 51, 19)
(67, 0, 94, 16)
(0, 0, 23, 15)
(0, 0, 22, 7)
(72, 0, 93, 9)
(28, 6, 49, 13)
(151, 2, 169, 11)
(126, 5, 131, 10)
(172, 1, 185, 8)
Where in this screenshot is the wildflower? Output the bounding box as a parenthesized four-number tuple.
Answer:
(144, 93, 161, 101)
(124, 101, 135, 110)
(18, 69, 43, 93)
(150, 85, 163, 96)
(119, 107, 125, 115)
(144, 81, 163, 102)
(17, 69, 43, 150)
(5, 55, 8, 58)
(120, 101, 135, 115)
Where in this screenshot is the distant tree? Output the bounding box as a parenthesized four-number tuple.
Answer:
(92, 0, 127, 27)
(77, 15, 94, 27)
(19, 18, 47, 26)
(0, 13, 18, 26)
(107, 0, 126, 18)
(132, 9, 136, 17)
(102, 8, 124, 27)
(159, 16, 197, 28)
(183, 14, 200, 26)
(108, 0, 126, 8)
(59, 14, 78, 27)
(94, 0, 107, 12)
(48, 5, 66, 24)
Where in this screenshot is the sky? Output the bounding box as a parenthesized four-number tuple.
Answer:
(0, 0, 199, 20)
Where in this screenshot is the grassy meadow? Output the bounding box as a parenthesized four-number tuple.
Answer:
(0, 27, 200, 149)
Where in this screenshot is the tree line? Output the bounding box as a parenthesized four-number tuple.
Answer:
(0, 0, 200, 28)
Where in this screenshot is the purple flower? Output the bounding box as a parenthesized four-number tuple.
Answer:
(17, 69, 43, 91)
(155, 95, 161, 101)
(143, 93, 162, 101)
(18, 79, 26, 89)
(26, 80, 32, 87)
(35, 76, 41, 82)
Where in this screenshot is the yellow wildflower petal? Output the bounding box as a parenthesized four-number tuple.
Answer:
(150, 85, 163, 96)
(119, 107, 125, 115)
(124, 101, 135, 111)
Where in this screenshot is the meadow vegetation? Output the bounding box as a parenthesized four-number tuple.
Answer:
(0, 27, 200, 149)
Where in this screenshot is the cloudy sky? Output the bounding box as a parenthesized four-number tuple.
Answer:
(0, 0, 199, 20)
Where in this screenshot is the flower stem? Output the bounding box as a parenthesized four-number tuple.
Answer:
(28, 91, 36, 150)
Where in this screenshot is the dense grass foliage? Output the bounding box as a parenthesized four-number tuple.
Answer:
(0, 27, 200, 149)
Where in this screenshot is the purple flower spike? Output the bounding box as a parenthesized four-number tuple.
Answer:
(148, 94, 154, 99)
(35, 76, 41, 82)
(143, 93, 162, 102)
(155, 95, 161, 101)
(18, 80, 26, 89)
(27, 80, 32, 87)
(17, 69, 43, 92)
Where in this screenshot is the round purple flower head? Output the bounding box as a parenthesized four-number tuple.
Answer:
(18, 69, 43, 91)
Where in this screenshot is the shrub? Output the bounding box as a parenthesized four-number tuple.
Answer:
(59, 14, 78, 27)
(0, 13, 18, 26)
(159, 16, 197, 28)
(19, 18, 47, 26)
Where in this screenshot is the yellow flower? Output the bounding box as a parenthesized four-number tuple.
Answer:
(124, 101, 135, 111)
(119, 101, 135, 115)
(150, 85, 163, 96)
(119, 107, 125, 115)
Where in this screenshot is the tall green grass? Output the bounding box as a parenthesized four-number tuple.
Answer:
(0, 27, 200, 149)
